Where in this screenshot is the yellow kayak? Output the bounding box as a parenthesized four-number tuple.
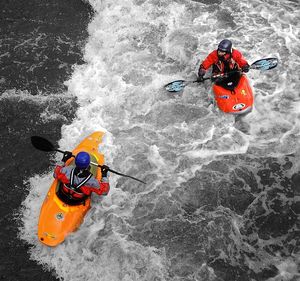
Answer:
(38, 131, 105, 246)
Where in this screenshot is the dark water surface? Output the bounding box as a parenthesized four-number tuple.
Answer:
(0, 0, 93, 280)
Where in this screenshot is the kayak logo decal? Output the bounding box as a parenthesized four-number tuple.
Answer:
(241, 89, 247, 96)
(219, 95, 229, 99)
(233, 103, 246, 110)
(56, 212, 64, 221)
(44, 232, 56, 239)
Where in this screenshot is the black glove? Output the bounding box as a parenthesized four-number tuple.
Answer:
(61, 151, 73, 162)
(242, 64, 250, 73)
(197, 67, 206, 82)
(197, 76, 204, 82)
(101, 165, 109, 177)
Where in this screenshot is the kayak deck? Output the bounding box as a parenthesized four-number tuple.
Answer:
(212, 73, 254, 114)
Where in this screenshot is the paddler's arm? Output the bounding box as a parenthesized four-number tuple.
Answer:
(95, 165, 110, 196)
(80, 165, 110, 196)
(232, 49, 249, 71)
(199, 50, 219, 71)
(197, 50, 218, 82)
(53, 165, 70, 183)
(79, 165, 110, 196)
(53, 165, 63, 179)
(80, 178, 110, 196)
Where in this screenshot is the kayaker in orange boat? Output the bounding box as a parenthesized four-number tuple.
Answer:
(53, 151, 110, 200)
(197, 39, 250, 82)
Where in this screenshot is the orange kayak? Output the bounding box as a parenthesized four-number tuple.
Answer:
(213, 72, 253, 114)
(38, 131, 105, 246)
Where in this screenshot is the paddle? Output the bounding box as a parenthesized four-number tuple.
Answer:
(164, 57, 278, 93)
(31, 136, 146, 184)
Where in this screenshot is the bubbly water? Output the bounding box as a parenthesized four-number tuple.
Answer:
(19, 0, 300, 280)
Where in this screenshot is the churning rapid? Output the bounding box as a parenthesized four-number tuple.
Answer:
(19, 0, 300, 280)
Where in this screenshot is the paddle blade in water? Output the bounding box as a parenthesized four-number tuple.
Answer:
(31, 136, 55, 152)
(251, 58, 278, 71)
(164, 80, 187, 92)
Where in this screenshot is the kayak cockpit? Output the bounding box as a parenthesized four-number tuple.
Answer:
(214, 71, 241, 90)
(56, 182, 88, 206)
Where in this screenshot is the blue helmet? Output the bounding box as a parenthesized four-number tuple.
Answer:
(75, 152, 90, 169)
(218, 39, 232, 53)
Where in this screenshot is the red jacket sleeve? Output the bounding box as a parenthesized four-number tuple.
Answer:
(232, 49, 248, 68)
(200, 50, 219, 70)
(54, 165, 110, 197)
(80, 182, 110, 196)
(53, 166, 69, 184)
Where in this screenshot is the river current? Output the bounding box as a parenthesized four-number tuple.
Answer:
(17, 0, 300, 280)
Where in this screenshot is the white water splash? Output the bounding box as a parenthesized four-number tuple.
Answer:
(20, 0, 300, 280)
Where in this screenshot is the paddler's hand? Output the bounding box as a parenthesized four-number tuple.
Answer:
(101, 165, 109, 178)
(197, 67, 206, 82)
(197, 76, 204, 82)
(242, 64, 250, 73)
(61, 151, 73, 162)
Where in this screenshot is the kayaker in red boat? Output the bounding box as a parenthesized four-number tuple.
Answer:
(53, 151, 110, 200)
(197, 39, 250, 82)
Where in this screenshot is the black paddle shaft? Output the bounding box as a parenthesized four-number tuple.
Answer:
(30, 136, 146, 184)
(164, 57, 278, 92)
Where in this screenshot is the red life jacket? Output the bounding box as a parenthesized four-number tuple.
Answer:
(62, 168, 92, 199)
(213, 53, 238, 73)
(201, 49, 248, 74)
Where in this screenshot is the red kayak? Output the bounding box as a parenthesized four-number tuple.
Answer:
(165, 58, 277, 115)
(212, 72, 253, 114)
